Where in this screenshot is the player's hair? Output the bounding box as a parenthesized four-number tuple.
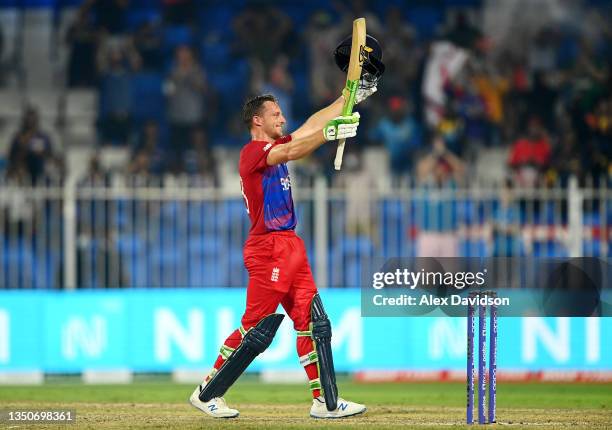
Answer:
(242, 94, 278, 130)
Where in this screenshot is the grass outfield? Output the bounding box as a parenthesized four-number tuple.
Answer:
(0, 378, 610, 429)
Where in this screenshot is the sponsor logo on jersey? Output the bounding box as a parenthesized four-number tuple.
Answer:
(280, 176, 291, 191)
(263, 143, 272, 151)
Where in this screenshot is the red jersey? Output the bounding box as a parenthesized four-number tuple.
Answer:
(239, 135, 297, 235)
(508, 138, 551, 168)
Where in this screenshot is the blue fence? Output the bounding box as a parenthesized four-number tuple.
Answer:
(1, 180, 610, 289)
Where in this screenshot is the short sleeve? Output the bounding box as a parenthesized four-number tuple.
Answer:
(239, 136, 292, 175)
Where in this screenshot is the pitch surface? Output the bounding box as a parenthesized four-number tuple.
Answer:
(0, 379, 610, 429)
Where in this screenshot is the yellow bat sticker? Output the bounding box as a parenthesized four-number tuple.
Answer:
(359, 45, 373, 63)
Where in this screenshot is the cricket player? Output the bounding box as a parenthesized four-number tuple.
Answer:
(189, 85, 376, 419)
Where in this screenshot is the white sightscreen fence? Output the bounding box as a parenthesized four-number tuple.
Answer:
(0, 175, 609, 289)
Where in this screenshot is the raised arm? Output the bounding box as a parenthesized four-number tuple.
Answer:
(267, 113, 360, 166)
(290, 82, 377, 141)
(267, 129, 328, 165)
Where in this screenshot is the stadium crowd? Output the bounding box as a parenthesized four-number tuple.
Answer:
(0, 1, 611, 288)
(1, 0, 610, 188)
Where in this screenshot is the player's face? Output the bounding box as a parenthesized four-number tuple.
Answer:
(259, 101, 286, 139)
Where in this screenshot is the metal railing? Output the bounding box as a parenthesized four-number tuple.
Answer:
(0, 175, 609, 289)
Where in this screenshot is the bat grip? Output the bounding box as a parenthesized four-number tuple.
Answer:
(334, 139, 346, 170)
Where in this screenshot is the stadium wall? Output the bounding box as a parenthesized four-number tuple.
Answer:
(0, 289, 610, 378)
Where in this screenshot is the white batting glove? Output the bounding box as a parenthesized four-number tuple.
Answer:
(323, 112, 360, 141)
(355, 85, 377, 105)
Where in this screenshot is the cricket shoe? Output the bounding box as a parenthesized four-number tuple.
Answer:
(310, 396, 366, 418)
(189, 384, 239, 418)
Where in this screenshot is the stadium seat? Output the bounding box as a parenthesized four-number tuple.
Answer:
(283, 4, 309, 28)
(443, 0, 481, 5)
(197, 5, 234, 34)
(129, 0, 162, 8)
(407, 7, 443, 39)
(200, 39, 232, 70)
(163, 25, 194, 53)
(130, 73, 165, 122)
(126, 8, 161, 30)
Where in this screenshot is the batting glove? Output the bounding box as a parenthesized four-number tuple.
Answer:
(354, 84, 377, 105)
(323, 112, 360, 141)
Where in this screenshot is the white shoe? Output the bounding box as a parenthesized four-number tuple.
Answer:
(310, 396, 366, 418)
(189, 385, 239, 418)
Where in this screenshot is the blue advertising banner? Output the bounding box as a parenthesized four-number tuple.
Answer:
(0, 289, 610, 372)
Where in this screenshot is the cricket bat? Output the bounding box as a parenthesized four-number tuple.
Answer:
(334, 17, 367, 171)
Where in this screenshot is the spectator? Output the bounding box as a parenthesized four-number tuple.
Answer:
(369, 96, 423, 176)
(90, 0, 129, 36)
(380, 6, 419, 99)
(80, 152, 109, 186)
(471, 62, 509, 146)
(253, 56, 295, 130)
(132, 21, 164, 72)
(568, 37, 609, 134)
(305, 11, 346, 106)
(65, 7, 99, 88)
(7, 107, 63, 182)
(184, 127, 217, 186)
(437, 101, 464, 156)
(415, 135, 466, 257)
(527, 71, 557, 132)
(128, 121, 164, 175)
(455, 77, 488, 149)
(335, 0, 384, 36)
(508, 116, 551, 187)
(233, 5, 293, 68)
(444, 12, 482, 50)
(417, 134, 466, 184)
(549, 130, 583, 186)
(164, 45, 207, 162)
(585, 97, 612, 181)
(528, 28, 558, 73)
(97, 44, 138, 145)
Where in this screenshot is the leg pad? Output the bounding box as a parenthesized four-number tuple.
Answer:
(311, 294, 338, 411)
(199, 313, 284, 402)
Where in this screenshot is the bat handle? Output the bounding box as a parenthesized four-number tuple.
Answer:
(334, 139, 346, 170)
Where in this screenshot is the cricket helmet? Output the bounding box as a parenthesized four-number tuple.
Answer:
(333, 34, 385, 89)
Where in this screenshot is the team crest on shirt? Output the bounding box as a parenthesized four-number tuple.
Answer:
(271, 267, 280, 282)
(280, 176, 291, 191)
(263, 143, 272, 151)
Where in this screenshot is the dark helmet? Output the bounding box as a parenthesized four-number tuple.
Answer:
(333, 34, 385, 88)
